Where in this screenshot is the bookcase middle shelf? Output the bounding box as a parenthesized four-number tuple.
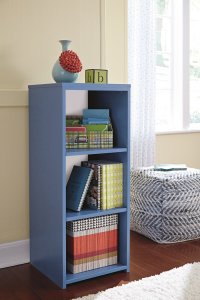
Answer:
(66, 207, 127, 221)
(65, 147, 127, 156)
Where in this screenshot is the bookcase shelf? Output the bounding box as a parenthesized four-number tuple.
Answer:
(66, 147, 127, 156)
(66, 264, 128, 285)
(66, 207, 127, 221)
(29, 83, 130, 289)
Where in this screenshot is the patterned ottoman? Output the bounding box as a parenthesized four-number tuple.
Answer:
(130, 168, 200, 243)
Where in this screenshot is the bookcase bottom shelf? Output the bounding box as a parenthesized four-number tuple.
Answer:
(66, 264, 128, 285)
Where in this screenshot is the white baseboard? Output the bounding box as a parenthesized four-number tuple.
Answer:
(0, 239, 30, 268)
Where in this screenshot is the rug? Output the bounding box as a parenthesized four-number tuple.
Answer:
(73, 262, 200, 300)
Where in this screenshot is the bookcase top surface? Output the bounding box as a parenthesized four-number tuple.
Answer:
(28, 83, 131, 91)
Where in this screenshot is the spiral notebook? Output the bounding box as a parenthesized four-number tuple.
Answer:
(66, 165, 94, 211)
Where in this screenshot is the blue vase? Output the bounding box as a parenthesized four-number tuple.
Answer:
(52, 40, 79, 83)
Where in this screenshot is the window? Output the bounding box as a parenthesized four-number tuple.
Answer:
(156, 0, 200, 132)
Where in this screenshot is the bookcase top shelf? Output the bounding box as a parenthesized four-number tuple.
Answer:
(66, 147, 127, 156)
(29, 82, 131, 91)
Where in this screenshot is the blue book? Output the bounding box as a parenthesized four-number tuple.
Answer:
(66, 166, 94, 211)
(82, 118, 110, 124)
(83, 109, 110, 119)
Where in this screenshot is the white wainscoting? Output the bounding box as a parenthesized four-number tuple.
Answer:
(0, 239, 30, 268)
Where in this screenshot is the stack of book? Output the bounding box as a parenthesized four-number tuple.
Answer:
(81, 160, 123, 210)
(66, 214, 118, 274)
(82, 109, 110, 124)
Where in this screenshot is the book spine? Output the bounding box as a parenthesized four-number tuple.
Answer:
(103, 163, 123, 209)
(101, 165, 107, 210)
(97, 165, 101, 210)
(81, 161, 101, 210)
(77, 169, 94, 211)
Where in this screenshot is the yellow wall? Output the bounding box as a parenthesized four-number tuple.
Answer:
(1, 0, 200, 245)
(0, 92, 29, 243)
(0, 0, 101, 244)
(156, 132, 200, 168)
(0, 0, 101, 89)
(101, 0, 127, 83)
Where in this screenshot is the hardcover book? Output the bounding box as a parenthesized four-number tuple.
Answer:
(82, 109, 110, 125)
(83, 109, 110, 119)
(66, 166, 94, 211)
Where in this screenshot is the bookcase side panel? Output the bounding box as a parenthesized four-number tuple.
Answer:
(29, 86, 66, 288)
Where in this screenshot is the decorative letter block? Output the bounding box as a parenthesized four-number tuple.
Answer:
(85, 69, 108, 84)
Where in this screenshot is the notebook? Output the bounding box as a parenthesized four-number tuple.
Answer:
(66, 166, 94, 211)
(153, 164, 187, 171)
(81, 161, 102, 210)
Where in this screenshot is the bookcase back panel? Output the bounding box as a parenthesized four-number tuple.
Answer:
(65, 90, 88, 115)
(66, 155, 88, 183)
(88, 91, 129, 148)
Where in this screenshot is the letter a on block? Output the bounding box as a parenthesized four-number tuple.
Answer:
(98, 72, 103, 82)
(85, 70, 94, 83)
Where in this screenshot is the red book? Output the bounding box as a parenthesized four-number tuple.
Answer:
(66, 126, 86, 132)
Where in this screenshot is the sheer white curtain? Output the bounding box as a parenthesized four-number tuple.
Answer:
(128, 0, 156, 169)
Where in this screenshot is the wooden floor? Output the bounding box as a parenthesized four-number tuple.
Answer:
(1, 231, 200, 300)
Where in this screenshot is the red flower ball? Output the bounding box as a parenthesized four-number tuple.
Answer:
(59, 50, 82, 73)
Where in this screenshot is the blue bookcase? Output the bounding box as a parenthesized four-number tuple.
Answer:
(29, 83, 131, 289)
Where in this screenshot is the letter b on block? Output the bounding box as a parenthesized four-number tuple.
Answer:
(85, 69, 108, 84)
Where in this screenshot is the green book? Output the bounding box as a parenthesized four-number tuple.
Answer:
(106, 163, 123, 209)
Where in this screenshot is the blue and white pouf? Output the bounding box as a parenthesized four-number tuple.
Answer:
(130, 168, 200, 243)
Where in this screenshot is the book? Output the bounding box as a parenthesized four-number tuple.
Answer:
(82, 118, 110, 124)
(153, 164, 187, 171)
(83, 109, 110, 125)
(81, 161, 101, 210)
(66, 166, 94, 211)
(83, 109, 110, 119)
(83, 160, 123, 210)
(66, 126, 86, 132)
(105, 163, 123, 209)
(81, 161, 109, 210)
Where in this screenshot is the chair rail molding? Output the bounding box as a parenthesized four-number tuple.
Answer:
(0, 90, 28, 107)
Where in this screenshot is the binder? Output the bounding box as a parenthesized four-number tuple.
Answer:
(66, 166, 94, 211)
